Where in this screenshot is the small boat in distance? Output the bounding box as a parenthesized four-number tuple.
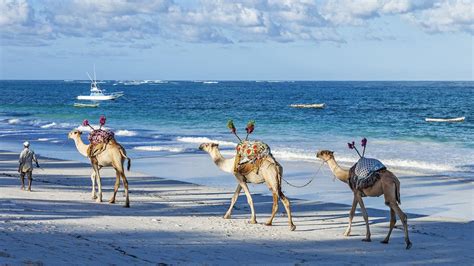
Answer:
(74, 102, 99, 108)
(290, 103, 326, 109)
(425, 117, 465, 122)
(77, 67, 124, 101)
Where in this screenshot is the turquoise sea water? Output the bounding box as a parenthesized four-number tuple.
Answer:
(0, 80, 473, 177)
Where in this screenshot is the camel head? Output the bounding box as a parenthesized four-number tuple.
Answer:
(316, 150, 334, 161)
(68, 129, 83, 140)
(199, 143, 219, 153)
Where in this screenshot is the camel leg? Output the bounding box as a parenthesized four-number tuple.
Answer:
(240, 182, 257, 224)
(381, 207, 396, 244)
(109, 170, 121, 204)
(224, 184, 241, 219)
(121, 172, 130, 208)
(90, 172, 97, 199)
(91, 163, 102, 203)
(390, 202, 412, 249)
(265, 192, 279, 226)
(278, 190, 296, 231)
(344, 196, 358, 236)
(356, 194, 371, 242)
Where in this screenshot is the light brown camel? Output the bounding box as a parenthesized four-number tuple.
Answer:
(68, 129, 131, 208)
(199, 143, 295, 231)
(316, 150, 411, 249)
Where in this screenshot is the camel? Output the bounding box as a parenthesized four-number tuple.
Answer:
(68, 129, 131, 208)
(316, 150, 412, 249)
(199, 142, 295, 231)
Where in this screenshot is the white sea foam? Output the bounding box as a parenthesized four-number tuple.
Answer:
(133, 146, 185, 153)
(115, 130, 138, 137)
(271, 148, 458, 173)
(37, 138, 52, 141)
(75, 125, 108, 132)
(8, 119, 21, 124)
(176, 136, 236, 147)
(41, 122, 57, 129)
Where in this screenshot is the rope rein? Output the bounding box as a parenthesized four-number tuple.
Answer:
(281, 160, 326, 188)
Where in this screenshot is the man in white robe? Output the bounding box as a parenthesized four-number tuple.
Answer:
(18, 141, 40, 191)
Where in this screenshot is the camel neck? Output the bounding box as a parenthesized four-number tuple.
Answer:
(326, 158, 350, 182)
(73, 136, 89, 157)
(209, 148, 234, 174)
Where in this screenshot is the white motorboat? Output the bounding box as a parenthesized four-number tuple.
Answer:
(290, 103, 326, 109)
(77, 67, 124, 101)
(425, 117, 465, 122)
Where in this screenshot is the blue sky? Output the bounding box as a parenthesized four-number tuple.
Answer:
(0, 0, 472, 80)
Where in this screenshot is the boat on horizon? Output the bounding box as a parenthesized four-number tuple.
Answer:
(425, 117, 465, 122)
(74, 102, 99, 108)
(77, 67, 124, 101)
(290, 103, 326, 109)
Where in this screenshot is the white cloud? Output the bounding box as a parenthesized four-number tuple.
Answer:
(406, 0, 474, 34)
(0, 0, 31, 26)
(0, 0, 472, 47)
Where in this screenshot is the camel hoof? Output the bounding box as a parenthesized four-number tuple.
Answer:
(91, 195, 97, 200)
(289, 224, 296, 231)
(381, 240, 389, 244)
(109, 199, 115, 204)
(248, 219, 257, 224)
(265, 222, 272, 226)
(343, 231, 351, 237)
(223, 214, 231, 219)
(406, 241, 412, 250)
(362, 238, 371, 242)
(96, 198, 102, 203)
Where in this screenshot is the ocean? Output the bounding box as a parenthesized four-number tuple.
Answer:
(1, 80, 473, 219)
(1, 80, 472, 172)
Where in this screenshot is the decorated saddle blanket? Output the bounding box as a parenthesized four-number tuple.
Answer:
(236, 141, 271, 165)
(349, 157, 386, 192)
(87, 129, 115, 158)
(233, 141, 271, 175)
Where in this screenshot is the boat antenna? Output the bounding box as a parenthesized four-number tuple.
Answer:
(86, 72, 93, 82)
(93, 64, 96, 83)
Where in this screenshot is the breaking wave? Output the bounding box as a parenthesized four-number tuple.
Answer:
(176, 136, 236, 147)
(115, 130, 138, 137)
(40, 122, 57, 129)
(133, 145, 186, 153)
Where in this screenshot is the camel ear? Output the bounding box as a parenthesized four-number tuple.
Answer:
(211, 143, 219, 147)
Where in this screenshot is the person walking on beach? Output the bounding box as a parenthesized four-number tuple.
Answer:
(18, 141, 40, 191)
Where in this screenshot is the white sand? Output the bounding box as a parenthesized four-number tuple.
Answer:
(0, 151, 473, 265)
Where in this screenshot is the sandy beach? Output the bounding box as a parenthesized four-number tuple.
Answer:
(0, 150, 472, 265)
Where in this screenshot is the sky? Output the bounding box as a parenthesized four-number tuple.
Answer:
(0, 0, 473, 80)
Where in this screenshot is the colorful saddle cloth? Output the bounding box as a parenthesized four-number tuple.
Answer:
(236, 141, 271, 165)
(349, 157, 386, 191)
(87, 129, 115, 158)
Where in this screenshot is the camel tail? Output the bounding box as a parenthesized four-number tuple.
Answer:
(276, 162, 284, 195)
(395, 179, 401, 204)
(127, 157, 131, 171)
(119, 148, 131, 171)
